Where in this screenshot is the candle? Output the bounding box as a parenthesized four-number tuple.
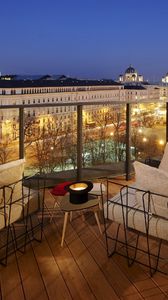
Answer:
(72, 186, 86, 191)
(70, 183, 88, 191)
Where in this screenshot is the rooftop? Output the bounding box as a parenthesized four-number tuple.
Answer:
(124, 85, 146, 90)
(125, 65, 137, 74)
(0, 77, 121, 88)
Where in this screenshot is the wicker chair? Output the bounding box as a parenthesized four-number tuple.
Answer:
(103, 145, 168, 276)
(0, 160, 45, 265)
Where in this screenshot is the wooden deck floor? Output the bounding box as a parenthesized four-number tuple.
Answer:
(0, 184, 168, 300)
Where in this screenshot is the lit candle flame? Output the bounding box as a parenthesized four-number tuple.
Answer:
(71, 187, 86, 191)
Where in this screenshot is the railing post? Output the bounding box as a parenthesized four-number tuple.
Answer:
(77, 105, 83, 180)
(19, 107, 24, 159)
(166, 102, 168, 142)
(125, 103, 131, 180)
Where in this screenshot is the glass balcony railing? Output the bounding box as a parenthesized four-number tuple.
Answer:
(0, 100, 167, 181)
(23, 105, 77, 176)
(131, 102, 166, 161)
(0, 108, 19, 163)
(83, 104, 127, 177)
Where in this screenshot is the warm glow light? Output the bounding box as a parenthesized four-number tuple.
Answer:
(159, 140, 164, 146)
(110, 132, 114, 136)
(138, 128, 142, 133)
(70, 183, 88, 191)
(72, 187, 86, 191)
(143, 137, 147, 142)
(132, 108, 140, 114)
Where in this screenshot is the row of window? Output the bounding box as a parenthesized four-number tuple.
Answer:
(26, 106, 77, 116)
(0, 86, 122, 96)
(20, 92, 119, 106)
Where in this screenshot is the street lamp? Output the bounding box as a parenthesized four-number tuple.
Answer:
(159, 139, 164, 146)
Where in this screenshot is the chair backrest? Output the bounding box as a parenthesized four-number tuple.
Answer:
(159, 142, 168, 173)
(0, 159, 25, 206)
(0, 159, 25, 228)
(133, 161, 168, 219)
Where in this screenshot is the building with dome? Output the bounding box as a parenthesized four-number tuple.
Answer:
(118, 65, 144, 83)
(162, 73, 168, 84)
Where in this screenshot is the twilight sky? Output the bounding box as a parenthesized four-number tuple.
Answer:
(1, 0, 168, 81)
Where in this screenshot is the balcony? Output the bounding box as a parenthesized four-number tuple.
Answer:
(0, 100, 168, 299)
(0, 177, 168, 299)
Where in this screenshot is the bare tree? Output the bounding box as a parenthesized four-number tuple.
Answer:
(25, 114, 77, 173)
(83, 106, 126, 165)
(0, 134, 16, 164)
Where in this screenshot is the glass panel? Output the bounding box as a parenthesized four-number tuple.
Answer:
(131, 102, 166, 162)
(82, 103, 126, 178)
(24, 105, 77, 176)
(0, 108, 19, 164)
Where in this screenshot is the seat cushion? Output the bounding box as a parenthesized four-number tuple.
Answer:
(91, 183, 106, 194)
(6, 203, 23, 224)
(104, 186, 137, 224)
(104, 187, 168, 241)
(24, 187, 44, 215)
(50, 181, 73, 196)
(0, 159, 25, 186)
(0, 210, 6, 230)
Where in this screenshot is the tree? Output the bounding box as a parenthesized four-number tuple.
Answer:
(0, 134, 16, 164)
(83, 105, 126, 165)
(25, 114, 77, 174)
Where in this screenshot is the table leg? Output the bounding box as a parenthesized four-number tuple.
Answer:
(94, 211, 102, 234)
(70, 211, 73, 222)
(50, 200, 59, 222)
(98, 196, 103, 210)
(61, 212, 69, 247)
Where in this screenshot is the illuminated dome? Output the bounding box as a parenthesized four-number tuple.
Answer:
(162, 72, 168, 83)
(125, 65, 136, 74)
(118, 65, 144, 83)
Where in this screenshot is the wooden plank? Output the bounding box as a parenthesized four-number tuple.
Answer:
(120, 294, 144, 300)
(70, 211, 143, 299)
(0, 272, 2, 300)
(69, 208, 168, 300)
(46, 186, 168, 300)
(17, 247, 49, 300)
(134, 278, 167, 298)
(0, 186, 167, 300)
(60, 220, 120, 300)
(151, 267, 168, 296)
(143, 293, 168, 300)
(44, 223, 95, 300)
(32, 238, 72, 300)
(0, 261, 24, 300)
(67, 238, 119, 300)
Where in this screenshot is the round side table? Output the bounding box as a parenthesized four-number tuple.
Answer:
(60, 193, 102, 247)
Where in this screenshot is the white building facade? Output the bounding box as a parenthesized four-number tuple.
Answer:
(162, 73, 168, 84)
(0, 79, 162, 140)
